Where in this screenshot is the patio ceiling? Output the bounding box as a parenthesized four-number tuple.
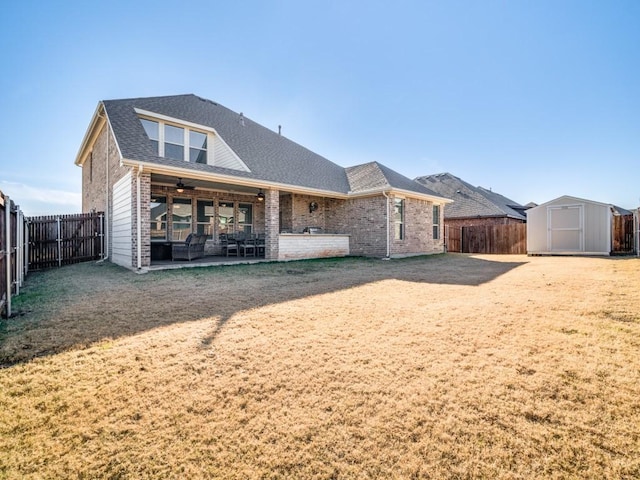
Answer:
(150, 173, 267, 196)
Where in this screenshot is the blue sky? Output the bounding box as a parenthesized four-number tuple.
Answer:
(1, 0, 638, 215)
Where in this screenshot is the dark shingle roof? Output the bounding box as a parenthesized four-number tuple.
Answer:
(414, 172, 526, 220)
(347, 162, 443, 197)
(103, 94, 351, 193)
(103, 94, 448, 199)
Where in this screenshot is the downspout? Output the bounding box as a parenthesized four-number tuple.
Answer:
(382, 190, 391, 259)
(137, 165, 143, 270)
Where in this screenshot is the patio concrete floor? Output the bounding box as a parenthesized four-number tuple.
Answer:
(149, 255, 270, 271)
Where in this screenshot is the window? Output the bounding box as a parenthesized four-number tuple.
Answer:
(190, 131, 208, 164)
(238, 203, 253, 234)
(218, 201, 234, 235)
(433, 205, 440, 240)
(139, 117, 207, 163)
(141, 119, 159, 154)
(150, 196, 167, 239)
(197, 200, 214, 239)
(172, 198, 192, 241)
(394, 198, 404, 240)
(164, 125, 184, 161)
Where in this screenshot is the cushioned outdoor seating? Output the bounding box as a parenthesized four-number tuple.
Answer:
(172, 234, 207, 261)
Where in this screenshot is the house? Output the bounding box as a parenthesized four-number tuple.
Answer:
(413, 173, 529, 253)
(526, 195, 635, 256)
(75, 94, 451, 271)
(414, 172, 528, 228)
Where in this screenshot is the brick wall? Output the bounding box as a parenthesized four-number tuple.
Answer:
(278, 234, 349, 260)
(81, 123, 136, 262)
(390, 195, 444, 257)
(326, 195, 388, 257)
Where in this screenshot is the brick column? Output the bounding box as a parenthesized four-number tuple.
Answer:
(265, 189, 280, 260)
(131, 172, 152, 268)
(139, 173, 151, 267)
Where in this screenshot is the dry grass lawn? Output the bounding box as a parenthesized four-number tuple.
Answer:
(1, 254, 639, 479)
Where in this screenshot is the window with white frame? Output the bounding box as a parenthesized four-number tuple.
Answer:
(197, 200, 215, 239)
(218, 201, 234, 236)
(433, 205, 440, 240)
(394, 198, 404, 240)
(164, 125, 185, 161)
(238, 203, 253, 234)
(140, 118, 208, 164)
(172, 197, 192, 241)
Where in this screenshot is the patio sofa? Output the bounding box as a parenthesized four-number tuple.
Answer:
(172, 234, 207, 261)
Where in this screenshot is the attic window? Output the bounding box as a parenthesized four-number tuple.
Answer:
(139, 117, 208, 164)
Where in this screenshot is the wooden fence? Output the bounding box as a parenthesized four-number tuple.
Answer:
(446, 223, 527, 254)
(27, 212, 104, 270)
(612, 215, 634, 254)
(1, 191, 27, 318)
(445, 225, 462, 253)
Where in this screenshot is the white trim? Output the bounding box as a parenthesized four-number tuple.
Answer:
(75, 103, 106, 166)
(134, 108, 250, 172)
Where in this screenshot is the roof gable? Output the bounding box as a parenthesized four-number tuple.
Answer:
(346, 162, 448, 200)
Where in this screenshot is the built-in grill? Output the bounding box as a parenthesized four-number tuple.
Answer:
(302, 226, 322, 234)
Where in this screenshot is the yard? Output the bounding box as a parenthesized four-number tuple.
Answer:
(1, 254, 639, 479)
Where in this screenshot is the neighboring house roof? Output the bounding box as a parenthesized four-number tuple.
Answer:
(78, 94, 447, 202)
(414, 172, 527, 220)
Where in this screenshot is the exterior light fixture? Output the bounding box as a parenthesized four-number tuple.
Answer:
(257, 190, 265, 202)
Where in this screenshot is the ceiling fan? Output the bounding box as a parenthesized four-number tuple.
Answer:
(175, 178, 195, 193)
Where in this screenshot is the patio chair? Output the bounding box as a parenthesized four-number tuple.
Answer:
(239, 235, 256, 257)
(172, 234, 206, 261)
(256, 234, 266, 257)
(221, 234, 239, 257)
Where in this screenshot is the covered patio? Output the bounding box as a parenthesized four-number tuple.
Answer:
(142, 171, 351, 269)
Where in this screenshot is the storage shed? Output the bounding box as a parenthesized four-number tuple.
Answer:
(526, 195, 631, 256)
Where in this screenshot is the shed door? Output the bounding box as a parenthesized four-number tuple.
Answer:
(548, 205, 583, 252)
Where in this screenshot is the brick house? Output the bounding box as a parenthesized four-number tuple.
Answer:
(75, 94, 451, 271)
(414, 172, 528, 229)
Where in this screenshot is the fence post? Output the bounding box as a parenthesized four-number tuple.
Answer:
(24, 219, 29, 276)
(5, 194, 11, 318)
(57, 216, 62, 268)
(99, 212, 104, 260)
(15, 208, 21, 294)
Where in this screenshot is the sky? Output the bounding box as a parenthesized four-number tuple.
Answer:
(0, 0, 638, 216)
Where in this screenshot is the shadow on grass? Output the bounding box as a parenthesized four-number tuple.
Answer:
(1, 254, 526, 366)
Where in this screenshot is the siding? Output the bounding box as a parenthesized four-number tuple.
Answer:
(211, 135, 249, 171)
(112, 173, 133, 267)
